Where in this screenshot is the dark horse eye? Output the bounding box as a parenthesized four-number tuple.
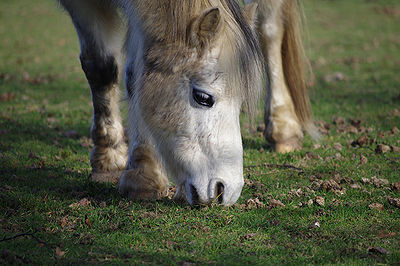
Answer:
(192, 87, 215, 108)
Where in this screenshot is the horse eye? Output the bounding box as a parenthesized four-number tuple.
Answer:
(192, 87, 215, 108)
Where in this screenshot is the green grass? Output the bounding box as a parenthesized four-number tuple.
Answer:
(1, 0, 399, 264)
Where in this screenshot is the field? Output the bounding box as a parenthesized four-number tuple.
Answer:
(1, 0, 399, 264)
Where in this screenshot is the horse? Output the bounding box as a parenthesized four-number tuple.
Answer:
(58, 0, 317, 206)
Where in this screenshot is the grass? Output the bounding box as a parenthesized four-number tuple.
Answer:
(1, 0, 399, 264)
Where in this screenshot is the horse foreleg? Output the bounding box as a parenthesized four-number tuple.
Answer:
(86, 69, 128, 183)
(60, 0, 127, 182)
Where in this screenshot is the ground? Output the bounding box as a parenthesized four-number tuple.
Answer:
(0, 0, 399, 264)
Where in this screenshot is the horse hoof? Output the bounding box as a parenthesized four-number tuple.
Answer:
(89, 171, 122, 184)
(274, 138, 302, 153)
(118, 169, 169, 200)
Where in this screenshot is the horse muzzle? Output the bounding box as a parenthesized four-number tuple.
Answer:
(185, 178, 243, 206)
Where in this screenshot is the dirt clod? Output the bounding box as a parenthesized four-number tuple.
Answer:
(390, 182, 400, 191)
(322, 179, 340, 191)
(350, 183, 361, 189)
(371, 176, 389, 187)
(391, 145, 400, 152)
(360, 154, 368, 164)
(368, 203, 383, 210)
(368, 247, 390, 255)
(334, 153, 342, 160)
(304, 152, 323, 160)
(331, 198, 342, 206)
(361, 178, 370, 184)
(69, 198, 91, 208)
(313, 144, 321, 150)
(387, 197, 400, 208)
(352, 135, 369, 147)
(315, 196, 325, 206)
(288, 188, 304, 198)
(316, 120, 331, 135)
(248, 198, 265, 209)
(236, 198, 265, 210)
(140, 211, 158, 219)
(269, 199, 285, 208)
(333, 143, 343, 151)
(307, 199, 314, 206)
(240, 233, 257, 241)
(347, 125, 359, 134)
(333, 116, 346, 126)
(375, 144, 390, 154)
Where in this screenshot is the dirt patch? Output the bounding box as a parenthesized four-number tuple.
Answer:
(368, 203, 384, 211)
(387, 197, 400, 208)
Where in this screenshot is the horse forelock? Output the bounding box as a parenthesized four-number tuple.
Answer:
(131, 0, 264, 118)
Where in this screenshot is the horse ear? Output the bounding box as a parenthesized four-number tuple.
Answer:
(243, 3, 258, 29)
(189, 8, 222, 48)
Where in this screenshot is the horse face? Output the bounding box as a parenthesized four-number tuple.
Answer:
(184, 71, 244, 206)
(178, 76, 244, 206)
(139, 51, 243, 206)
(135, 8, 244, 205)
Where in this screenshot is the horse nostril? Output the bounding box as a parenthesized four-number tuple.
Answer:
(190, 184, 199, 205)
(216, 182, 224, 204)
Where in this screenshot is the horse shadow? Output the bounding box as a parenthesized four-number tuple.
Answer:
(1, 116, 274, 204)
(242, 136, 273, 151)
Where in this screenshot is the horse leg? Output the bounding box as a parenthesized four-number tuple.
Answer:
(60, 0, 127, 182)
(118, 144, 169, 200)
(257, 0, 307, 153)
(117, 26, 169, 200)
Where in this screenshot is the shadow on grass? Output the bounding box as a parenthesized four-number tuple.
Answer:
(1, 164, 192, 210)
(1, 115, 90, 149)
(242, 137, 272, 151)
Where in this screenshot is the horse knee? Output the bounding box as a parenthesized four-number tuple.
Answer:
(90, 118, 125, 146)
(80, 53, 119, 89)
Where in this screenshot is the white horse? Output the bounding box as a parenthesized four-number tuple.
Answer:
(58, 0, 316, 205)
